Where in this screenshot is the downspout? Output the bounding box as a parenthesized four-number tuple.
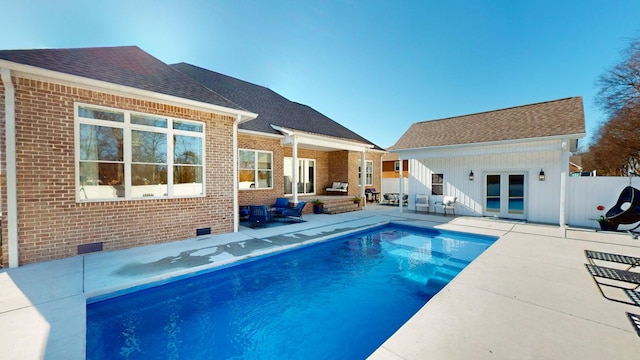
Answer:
(559, 138, 569, 229)
(398, 156, 404, 213)
(233, 114, 241, 232)
(1, 68, 18, 267)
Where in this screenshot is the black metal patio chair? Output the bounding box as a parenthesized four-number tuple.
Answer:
(603, 186, 640, 231)
(585, 249, 640, 270)
(585, 263, 640, 306)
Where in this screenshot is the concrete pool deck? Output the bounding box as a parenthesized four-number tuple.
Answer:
(2, 206, 640, 359)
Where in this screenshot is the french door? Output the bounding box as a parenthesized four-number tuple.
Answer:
(284, 157, 315, 195)
(485, 173, 526, 220)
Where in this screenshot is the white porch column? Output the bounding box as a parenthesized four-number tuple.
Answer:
(398, 157, 404, 212)
(292, 135, 298, 204)
(1, 68, 18, 267)
(360, 151, 366, 208)
(559, 138, 569, 228)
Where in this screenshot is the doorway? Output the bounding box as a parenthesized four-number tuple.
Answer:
(485, 173, 526, 220)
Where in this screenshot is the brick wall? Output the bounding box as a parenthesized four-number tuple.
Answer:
(1, 75, 236, 265)
(237, 134, 284, 207)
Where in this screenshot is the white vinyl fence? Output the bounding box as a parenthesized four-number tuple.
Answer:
(384, 175, 640, 229)
(381, 178, 408, 196)
(567, 176, 640, 229)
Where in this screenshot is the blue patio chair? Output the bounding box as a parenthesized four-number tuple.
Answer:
(283, 201, 306, 222)
(249, 205, 271, 227)
(271, 197, 290, 217)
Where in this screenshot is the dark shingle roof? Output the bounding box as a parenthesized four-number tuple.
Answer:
(171, 62, 384, 150)
(0, 46, 245, 111)
(391, 97, 585, 150)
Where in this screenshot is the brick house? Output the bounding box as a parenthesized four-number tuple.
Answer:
(0, 46, 383, 267)
(171, 63, 385, 219)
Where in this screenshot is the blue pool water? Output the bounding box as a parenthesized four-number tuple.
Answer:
(86, 224, 496, 359)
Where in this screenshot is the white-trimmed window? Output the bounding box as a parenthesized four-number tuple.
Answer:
(394, 160, 400, 172)
(359, 160, 374, 186)
(432, 173, 444, 196)
(239, 149, 273, 189)
(76, 103, 205, 201)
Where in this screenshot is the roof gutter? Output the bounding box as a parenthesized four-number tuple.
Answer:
(0, 59, 258, 122)
(1, 68, 19, 268)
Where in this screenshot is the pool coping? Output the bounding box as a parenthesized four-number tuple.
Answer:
(2, 208, 640, 359)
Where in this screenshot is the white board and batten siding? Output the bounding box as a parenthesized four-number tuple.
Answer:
(399, 138, 567, 225)
(566, 176, 640, 229)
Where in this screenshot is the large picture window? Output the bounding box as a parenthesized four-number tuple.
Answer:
(239, 149, 272, 190)
(359, 160, 374, 186)
(76, 104, 205, 201)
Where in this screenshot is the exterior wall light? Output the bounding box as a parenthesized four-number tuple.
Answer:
(469, 170, 474, 181)
(539, 169, 545, 181)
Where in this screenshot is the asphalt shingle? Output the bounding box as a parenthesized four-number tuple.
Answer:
(171, 62, 384, 150)
(390, 97, 585, 150)
(0, 46, 245, 111)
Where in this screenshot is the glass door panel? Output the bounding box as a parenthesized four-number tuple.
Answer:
(285, 157, 316, 195)
(486, 175, 501, 213)
(508, 175, 524, 214)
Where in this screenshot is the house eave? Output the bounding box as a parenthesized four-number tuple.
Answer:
(0, 59, 258, 122)
(271, 124, 375, 152)
(390, 133, 586, 157)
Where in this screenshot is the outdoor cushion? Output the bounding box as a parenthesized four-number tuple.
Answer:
(326, 182, 348, 192)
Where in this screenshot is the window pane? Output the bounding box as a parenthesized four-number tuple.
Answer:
(132, 164, 167, 197)
(307, 160, 315, 194)
(487, 175, 501, 196)
(431, 173, 443, 195)
(79, 162, 124, 199)
(132, 130, 167, 163)
(239, 150, 255, 170)
(257, 170, 272, 188)
(509, 175, 524, 197)
(78, 106, 124, 122)
(131, 114, 167, 128)
(173, 120, 203, 133)
(239, 169, 255, 189)
(258, 152, 272, 170)
(486, 175, 501, 212)
(79, 124, 123, 161)
(132, 164, 167, 185)
(173, 166, 203, 196)
(174, 135, 202, 165)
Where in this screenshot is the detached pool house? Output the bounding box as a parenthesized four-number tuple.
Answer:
(390, 97, 585, 226)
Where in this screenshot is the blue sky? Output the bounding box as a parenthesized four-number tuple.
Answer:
(2, 1, 639, 149)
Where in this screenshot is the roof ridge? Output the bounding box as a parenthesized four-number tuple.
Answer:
(1, 45, 140, 52)
(415, 96, 582, 124)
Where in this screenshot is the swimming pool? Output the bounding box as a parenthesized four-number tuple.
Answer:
(86, 224, 496, 359)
